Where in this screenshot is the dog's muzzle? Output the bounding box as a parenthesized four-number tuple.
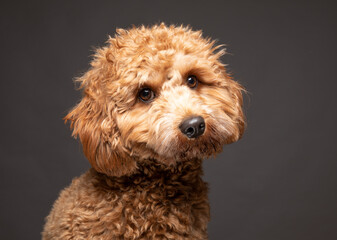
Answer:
(179, 116, 205, 138)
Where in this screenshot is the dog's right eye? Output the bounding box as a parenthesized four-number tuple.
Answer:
(138, 88, 155, 102)
(187, 75, 198, 89)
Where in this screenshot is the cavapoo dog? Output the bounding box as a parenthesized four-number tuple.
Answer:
(43, 23, 245, 240)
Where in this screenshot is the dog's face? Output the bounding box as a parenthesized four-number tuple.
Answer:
(66, 24, 245, 176)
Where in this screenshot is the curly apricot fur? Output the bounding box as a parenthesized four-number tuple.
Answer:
(43, 23, 245, 240)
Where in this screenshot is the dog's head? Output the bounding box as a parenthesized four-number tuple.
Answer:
(65, 24, 245, 177)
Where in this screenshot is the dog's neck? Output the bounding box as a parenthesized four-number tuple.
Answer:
(91, 158, 204, 191)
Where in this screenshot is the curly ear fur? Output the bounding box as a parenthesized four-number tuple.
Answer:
(219, 69, 246, 143)
(216, 64, 246, 143)
(64, 50, 137, 177)
(230, 79, 245, 139)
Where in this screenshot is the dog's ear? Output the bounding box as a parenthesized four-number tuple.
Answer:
(64, 51, 137, 177)
(227, 77, 246, 140)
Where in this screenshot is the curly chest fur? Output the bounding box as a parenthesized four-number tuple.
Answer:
(43, 159, 210, 240)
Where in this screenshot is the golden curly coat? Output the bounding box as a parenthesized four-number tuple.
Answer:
(42, 23, 245, 240)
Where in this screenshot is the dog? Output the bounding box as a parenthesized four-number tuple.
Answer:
(42, 23, 245, 240)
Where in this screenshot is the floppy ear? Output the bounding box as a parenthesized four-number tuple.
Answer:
(227, 77, 246, 140)
(64, 54, 137, 177)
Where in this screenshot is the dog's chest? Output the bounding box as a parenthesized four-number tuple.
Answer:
(80, 170, 210, 239)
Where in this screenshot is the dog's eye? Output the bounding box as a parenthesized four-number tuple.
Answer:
(186, 75, 198, 88)
(139, 88, 155, 102)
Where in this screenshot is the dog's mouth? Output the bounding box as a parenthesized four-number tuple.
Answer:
(146, 129, 227, 163)
(177, 134, 224, 158)
(129, 113, 235, 163)
(174, 116, 234, 159)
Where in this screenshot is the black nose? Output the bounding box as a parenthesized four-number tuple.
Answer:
(179, 116, 205, 138)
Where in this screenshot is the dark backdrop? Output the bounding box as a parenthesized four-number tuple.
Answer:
(1, 1, 336, 239)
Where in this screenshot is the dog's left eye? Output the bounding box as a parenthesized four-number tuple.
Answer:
(139, 88, 155, 102)
(186, 75, 198, 88)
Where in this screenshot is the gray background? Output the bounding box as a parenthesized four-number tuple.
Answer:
(1, 0, 337, 239)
